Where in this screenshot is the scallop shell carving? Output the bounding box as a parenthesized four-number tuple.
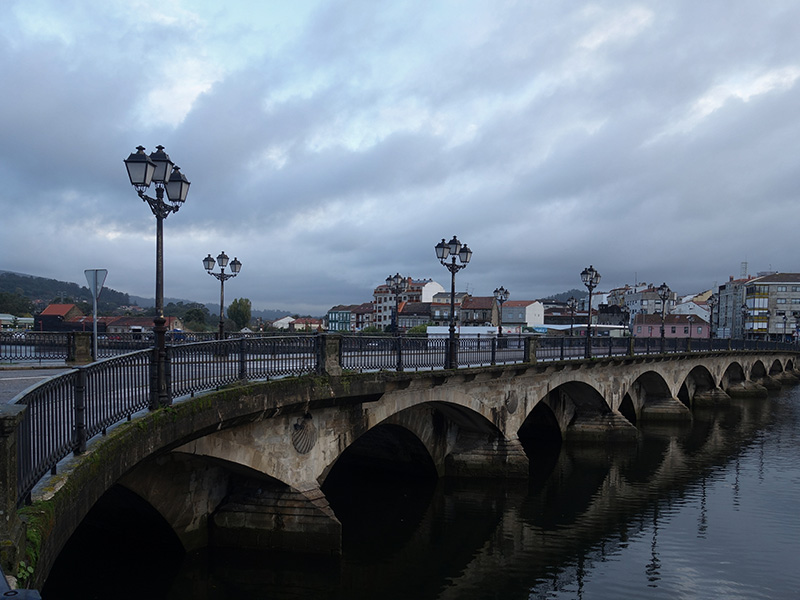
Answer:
(292, 413, 318, 454)
(506, 391, 518, 414)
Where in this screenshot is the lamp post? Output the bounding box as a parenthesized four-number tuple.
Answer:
(493, 286, 509, 337)
(203, 252, 242, 339)
(783, 313, 788, 342)
(687, 314, 695, 340)
(435, 236, 472, 369)
(580, 265, 601, 358)
(620, 304, 630, 335)
(385, 273, 408, 332)
(124, 145, 190, 409)
(741, 304, 748, 342)
(707, 293, 717, 339)
(567, 296, 577, 337)
(657, 282, 671, 353)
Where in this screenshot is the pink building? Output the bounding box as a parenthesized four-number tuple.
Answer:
(633, 314, 709, 339)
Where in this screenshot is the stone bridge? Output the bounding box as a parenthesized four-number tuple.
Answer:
(7, 349, 799, 587)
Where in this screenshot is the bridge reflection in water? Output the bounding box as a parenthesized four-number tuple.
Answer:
(42, 385, 800, 599)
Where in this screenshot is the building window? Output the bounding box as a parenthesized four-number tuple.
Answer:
(777, 299, 787, 304)
(683, 327, 689, 334)
(778, 286, 787, 292)
(671, 326, 676, 333)
(637, 326, 642, 333)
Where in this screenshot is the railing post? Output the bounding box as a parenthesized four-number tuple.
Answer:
(491, 338, 497, 365)
(628, 337, 634, 357)
(74, 368, 87, 455)
(560, 337, 565, 361)
(0, 404, 27, 576)
(238, 337, 247, 380)
(524, 337, 537, 364)
(318, 334, 342, 377)
(395, 334, 404, 372)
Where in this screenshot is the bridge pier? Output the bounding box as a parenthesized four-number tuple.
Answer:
(692, 388, 732, 407)
(444, 436, 529, 478)
(754, 376, 782, 391)
(639, 397, 692, 422)
(211, 480, 341, 556)
(774, 371, 800, 385)
(566, 412, 638, 442)
(727, 381, 769, 399)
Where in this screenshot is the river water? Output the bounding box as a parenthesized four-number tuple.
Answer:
(43, 385, 800, 599)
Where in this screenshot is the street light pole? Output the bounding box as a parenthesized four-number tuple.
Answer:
(657, 282, 671, 353)
(203, 252, 242, 339)
(385, 273, 408, 332)
(493, 286, 509, 337)
(707, 293, 717, 340)
(580, 266, 601, 358)
(435, 236, 472, 369)
(124, 146, 190, 409)
(567, 296, 577, 337)
(741, 304, 748, 342)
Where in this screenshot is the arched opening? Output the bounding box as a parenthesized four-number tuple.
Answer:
(681, 365, 717, 407)
(769, 360, 784, 376)
(518, 400, 562, 482)
(619, 393, 637, 425)
(322, 424, 437, 555)
(751, 361, 767, 380)
(42, 485, 184, 598)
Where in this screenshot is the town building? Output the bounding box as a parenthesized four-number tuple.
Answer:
(632, 314, 710, 339)
(397, 302, 433, 330)
(502, 300, 544, 331)
(430, 291, 470, 326)
(459, 297, 498, 327)
(373, 278, 444, 330)
(715, 275, 754, 339)
(325, 302, 375, 332)
(743, 272, 800, 341)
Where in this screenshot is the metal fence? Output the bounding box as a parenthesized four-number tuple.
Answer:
(10, 333, 799, 508)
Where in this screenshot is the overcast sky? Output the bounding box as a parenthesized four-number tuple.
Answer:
(3, 1, 799, 315)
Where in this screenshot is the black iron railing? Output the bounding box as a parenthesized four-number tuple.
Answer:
(9, 333, 799, 508)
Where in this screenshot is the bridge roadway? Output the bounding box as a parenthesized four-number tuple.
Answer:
(1, 345, 798, 588)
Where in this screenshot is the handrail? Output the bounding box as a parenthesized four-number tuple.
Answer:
(9, 334, 798, 508)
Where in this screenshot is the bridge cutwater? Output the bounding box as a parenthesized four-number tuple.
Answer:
(0, 332, 797, 590)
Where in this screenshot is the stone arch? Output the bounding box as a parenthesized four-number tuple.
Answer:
(769, 359, 784, 376)
(677, 365, 727, 408)
(619, 371, 672, 425)
(721, 361, 746, 390)
(750, 360, 767, 380)
(536, 381, 636, 442)
(721, 361, 768, 398)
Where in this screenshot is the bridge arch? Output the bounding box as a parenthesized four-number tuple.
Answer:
(677, 365, 720, 408)
(619, 371, 672, 425)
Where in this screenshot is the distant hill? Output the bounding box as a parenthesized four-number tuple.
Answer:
(1, 271, 293, 321)
(542, 288, 588, 303)
(0, 270, 131, 311)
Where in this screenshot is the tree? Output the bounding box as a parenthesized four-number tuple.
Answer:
(183, 307, 208, 327)
(227, 298, 252, 330)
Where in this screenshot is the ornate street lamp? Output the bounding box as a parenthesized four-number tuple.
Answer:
(203, 251, 242, 340)
(657, 282, 671, 353)
(435, 236, 472, 369)
(124, 145, 190, 409)
(741, 304, 748, 342)
(493, 286, 510, 337)
(385, 273, 408, 332)
(567, 296, 577, 337)
(620, 304, 630, 335)
(707, 293, 717, 340)
(580, 265, 601, 358)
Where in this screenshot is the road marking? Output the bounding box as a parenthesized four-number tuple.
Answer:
(0, 375, 51, 381)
